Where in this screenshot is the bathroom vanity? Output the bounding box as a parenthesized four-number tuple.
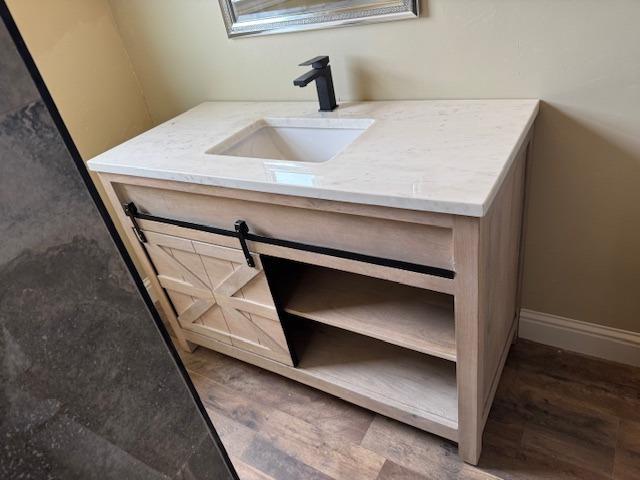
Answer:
(88, 100, 538, 464)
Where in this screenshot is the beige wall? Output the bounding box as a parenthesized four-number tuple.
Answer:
(105, 0, 640, 332)
(7, 0, 153, 272)
(7, 0, 152, 160)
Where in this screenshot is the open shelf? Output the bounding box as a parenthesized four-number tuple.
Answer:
(288, 318, 458, 437)
(185, 316, 459, 440)
(280, 263, 456, 361)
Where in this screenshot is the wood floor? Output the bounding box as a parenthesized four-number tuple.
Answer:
(178, 339, 640, 480)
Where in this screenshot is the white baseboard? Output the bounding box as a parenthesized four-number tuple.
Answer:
(519, 309, 640, 367)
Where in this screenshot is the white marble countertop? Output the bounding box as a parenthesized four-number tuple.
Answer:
(88, 100, 539, 217)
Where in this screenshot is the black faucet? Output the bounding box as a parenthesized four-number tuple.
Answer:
(293, 56, 338, 112)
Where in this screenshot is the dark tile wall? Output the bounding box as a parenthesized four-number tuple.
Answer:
(0, 9, 235, 480)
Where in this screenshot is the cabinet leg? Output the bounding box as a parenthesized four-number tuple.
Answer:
(159, 307, 197, 353)
(459, 434, 483, 465)
(453, 216, 484, 466)
(176, 337, 198, 353)
(456, 380, 484, 465)
(152, 299, 197, 353)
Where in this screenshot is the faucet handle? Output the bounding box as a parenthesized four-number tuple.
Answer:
(299, 56, 330, 69)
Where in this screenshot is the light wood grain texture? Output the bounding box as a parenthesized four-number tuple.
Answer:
(113, 180, 454, 270)
(453, 142, 528, 464)
(514, 135, 535, 339)
(291, 322, 458, 428)
(183, 321, 459, 442)
(481, 319, 517, 427)
(142, 228, 294, 365)
(137, 217, 455, 294)
(453, 215, 483, 464)
(103, 172, 454, 228)
(282, 264, 456, 361)
(479, 148, 527, 410)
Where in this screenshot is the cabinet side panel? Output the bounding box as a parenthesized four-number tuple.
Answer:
(480, 146, 527, 412)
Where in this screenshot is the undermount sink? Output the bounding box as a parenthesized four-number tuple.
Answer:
(207, 117, 374, 163)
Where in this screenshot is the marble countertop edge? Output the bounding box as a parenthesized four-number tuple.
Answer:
(90, 161, 486, 217)
(479, 100, 539, 216)
(88, 100, 540, 218)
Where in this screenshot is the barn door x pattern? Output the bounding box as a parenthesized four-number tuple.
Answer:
(142, 230, 293, 365)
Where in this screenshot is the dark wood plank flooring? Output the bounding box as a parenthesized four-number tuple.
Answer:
(178, 340, 640, 480)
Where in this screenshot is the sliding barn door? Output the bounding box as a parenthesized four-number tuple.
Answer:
(142, 229, 294, 366)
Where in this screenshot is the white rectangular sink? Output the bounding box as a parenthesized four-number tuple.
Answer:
(207, 117, 374, 163)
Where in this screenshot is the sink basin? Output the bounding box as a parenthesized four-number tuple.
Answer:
(207, 117, 374, 163)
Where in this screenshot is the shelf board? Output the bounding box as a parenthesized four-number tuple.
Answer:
(184, 319, 459, 441)
(282, 265, 456, 361)
(289, 320, 458, 437)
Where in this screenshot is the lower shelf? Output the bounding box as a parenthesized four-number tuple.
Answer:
(290, 318, 459, 427)
(184, 318, 459, 441)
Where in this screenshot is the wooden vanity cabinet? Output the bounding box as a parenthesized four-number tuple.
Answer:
(96, 136, 530, 465)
